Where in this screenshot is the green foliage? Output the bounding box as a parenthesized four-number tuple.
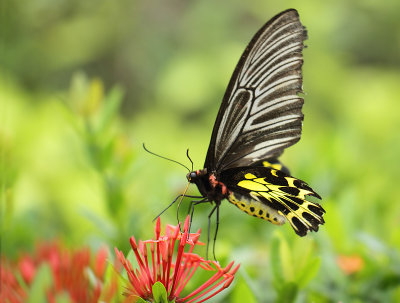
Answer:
(270, 232, 321, 302)
(152, 282, 169, 303)
(232, 278, 258, 303)
(275, 282, 297, 303)
(27, 264, 53, 303)
(2, 1, 400, 302)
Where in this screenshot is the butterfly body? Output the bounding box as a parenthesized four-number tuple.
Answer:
(187, 170, 228, 203)
(188, 167, 287, 224)
(182, 9, 325, 237)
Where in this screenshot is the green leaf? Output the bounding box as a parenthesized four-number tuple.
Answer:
(271, 235, 285, 286)
(152, 281, 169, 303)
(27, 264, 53, 303)
(279, 234, 294, 281)
(295, 257, 321, 289)
(54, 293, 71, 303)
(136, 298, 150, 303)
(271, 232, 294, 289)
(97, 85, 124, 133)
(232, 278, 258, 303)
(276, 281, 298, 303)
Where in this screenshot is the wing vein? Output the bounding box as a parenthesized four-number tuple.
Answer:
(204, 9, 307, 171)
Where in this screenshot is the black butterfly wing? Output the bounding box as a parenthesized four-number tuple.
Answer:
(204, 9, 307, 172)
(219, 166, 324, 236)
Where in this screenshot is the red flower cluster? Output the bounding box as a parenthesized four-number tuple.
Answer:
(115, 216, 239, 303)
(0, 242, 115, 303)
(1, 259, 27, 303)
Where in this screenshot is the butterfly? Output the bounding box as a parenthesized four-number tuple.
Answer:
(184, 9, 325, 237)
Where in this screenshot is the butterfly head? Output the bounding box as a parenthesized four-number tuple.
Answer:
(186, 169, 208, 183)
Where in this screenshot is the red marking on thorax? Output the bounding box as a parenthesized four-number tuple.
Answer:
(209, 174, 228, 196)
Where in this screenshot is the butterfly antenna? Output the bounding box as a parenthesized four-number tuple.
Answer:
(186, 149, 194, 171)
(176, 181, 191, 224)
(143, 143, 190, 172)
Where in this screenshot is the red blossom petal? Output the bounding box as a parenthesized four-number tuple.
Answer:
(94, 247, 108, 278)
(155, 217, 161, 240)
(18, 255, 36, 284)
(117, 215, 239, 303)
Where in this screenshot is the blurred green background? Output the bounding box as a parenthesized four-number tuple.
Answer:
(1, 0, 400, 302)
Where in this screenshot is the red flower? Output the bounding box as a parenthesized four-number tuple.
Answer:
(0, 258, 27, 303)
(40, 243, 103, 303)
(115, 216, 240, 303)
(0, 243, 115, 303)
(18, 254, 36, 284)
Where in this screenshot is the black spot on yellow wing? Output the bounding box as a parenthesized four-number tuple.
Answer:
(234, 169, 324, 236)
(228, 192, 286, 225)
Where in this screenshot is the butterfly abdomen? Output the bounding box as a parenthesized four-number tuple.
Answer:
(228, 192, 286, 225)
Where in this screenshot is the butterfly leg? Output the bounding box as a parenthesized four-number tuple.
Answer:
(213, 205, 220, 261)
(206, 203, 220, 260)
(154, 194, 203, 222)
(177, 194, 204, 224)
(186, 196, 207, 215)
(188, 197, 209, 235)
